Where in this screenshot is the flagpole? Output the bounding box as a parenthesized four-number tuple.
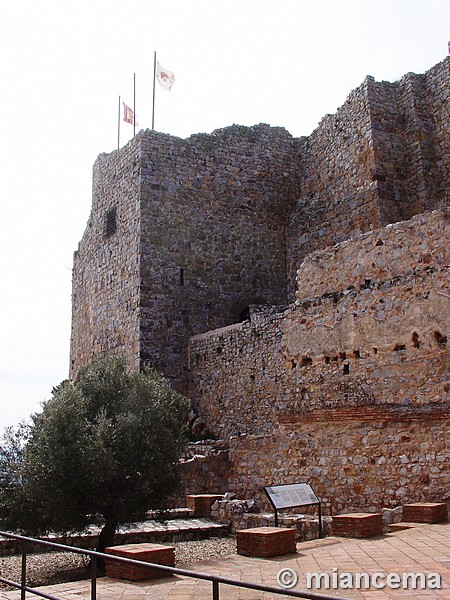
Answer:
(118, 95, 121, 149)
(152, 51, 156, 130)
(133, 73, 136, 137)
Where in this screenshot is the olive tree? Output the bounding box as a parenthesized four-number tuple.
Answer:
(0, 357, 189, 554)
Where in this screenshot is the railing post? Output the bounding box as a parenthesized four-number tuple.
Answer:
(90, 555, 97, 600)
(21, 541, 27, 600)
(212, 579, 219, 600)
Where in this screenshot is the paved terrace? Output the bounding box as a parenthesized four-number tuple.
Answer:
(1, 523, 449, 599)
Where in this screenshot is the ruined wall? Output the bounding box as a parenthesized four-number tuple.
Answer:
(70, 143, 142, 377)
(188, 210, 450, 511)
(367, 57, 449, 226)
(286, 78, 379, 298)
(70, 58, 450, 394)
(137, 124, 301, 388)
(226, 421, 449, 515)
(286, 57, 450, 298)
(425, 58, 450, 205)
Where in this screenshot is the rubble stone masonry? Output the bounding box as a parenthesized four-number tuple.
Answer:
(70, 143, 142, 375)
(188, 210, 449, 512)
(71, 58, 449, 389)
(70, 57, 449, 512)
(286, 58, 449, 296)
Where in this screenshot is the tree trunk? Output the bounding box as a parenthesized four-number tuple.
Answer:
(96, 518, 118, 571)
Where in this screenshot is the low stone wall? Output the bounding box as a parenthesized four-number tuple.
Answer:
(210, 498, 331, 541)
(209, 498, 407, 540)
(225, 422, 449, 514)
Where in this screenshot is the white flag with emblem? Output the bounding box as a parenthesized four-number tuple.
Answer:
(156, 62, 175, 91)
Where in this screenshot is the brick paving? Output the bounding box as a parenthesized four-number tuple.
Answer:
(1, 523, 449, 599)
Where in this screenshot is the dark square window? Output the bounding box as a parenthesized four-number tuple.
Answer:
(104, 207, 117, 238)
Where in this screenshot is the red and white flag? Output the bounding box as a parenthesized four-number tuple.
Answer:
(156, 62, 175, 91)
(123, 102, 138, 126)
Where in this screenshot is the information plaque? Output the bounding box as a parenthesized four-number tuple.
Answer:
(264, 483, 318, 510)
(263, 482, 322, 537)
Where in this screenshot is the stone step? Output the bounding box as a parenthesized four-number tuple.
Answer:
(145, 507, 195, 520)
(0, 518, 230, 556)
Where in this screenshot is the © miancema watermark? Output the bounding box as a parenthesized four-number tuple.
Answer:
(277, 567, 442, 591)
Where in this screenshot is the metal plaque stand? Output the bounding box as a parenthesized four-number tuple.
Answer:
(264, 483, 323, 538)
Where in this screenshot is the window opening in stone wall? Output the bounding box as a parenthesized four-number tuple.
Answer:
(104, 207, 117, 239)
(179, 268, 184, 286)
(238, 306, 251, 322)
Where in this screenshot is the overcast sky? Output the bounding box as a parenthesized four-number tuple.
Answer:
(0, 0, 448, 431)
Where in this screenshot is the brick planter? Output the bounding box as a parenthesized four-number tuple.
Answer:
(186, 494, 223, 517)
(236, 527, 297, 558)
(332, 513, 382, 538)
(403, 503, 448, 524)
(105, 543, 175, 581)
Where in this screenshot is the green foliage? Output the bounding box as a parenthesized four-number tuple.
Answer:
(0, 422, 29, 531)
(0, 357, 189, 540)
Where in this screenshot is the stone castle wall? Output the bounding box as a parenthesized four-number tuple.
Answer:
(286, 77, 379, 297)
(188, 210, 450, 510)
(70, 58, 449, 385)
(137, 125, 301, 388)
(286, 57, 450, 298)
(70, 57, 449, 513)
(225, 420, 448, 515)
(70, 125, 301, 386)
(70, 144, 142, 377)
(368, 58, 449, 225)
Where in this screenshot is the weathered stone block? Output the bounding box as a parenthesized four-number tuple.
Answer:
(332, 513, 383, 538)
(236, 526, 296, 557)
(402, 502, 448, 523)
(105, 543, 175, 581)
(186, 494, 223, 517)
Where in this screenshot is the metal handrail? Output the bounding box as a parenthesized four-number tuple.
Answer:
(0, 530, 349, 600)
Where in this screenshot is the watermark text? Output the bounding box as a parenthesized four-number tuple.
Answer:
(277, 567, 442, 591)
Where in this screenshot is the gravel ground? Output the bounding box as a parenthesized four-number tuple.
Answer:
(0, 537, 237, 591)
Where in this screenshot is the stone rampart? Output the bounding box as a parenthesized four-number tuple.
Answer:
(286, 57, 450, 298)
(70, 57, 450, 514)
(286, 77, 378, 296)
(225, 421, 448, 514)
(294, 209, 448, 300)
(70, 58, 449, 386)
(70, 124, 301, 386)
(188, 210, 450, 511)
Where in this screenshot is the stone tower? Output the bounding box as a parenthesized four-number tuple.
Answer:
(70, 57, 449, 396)
(70, 124, 302, 389)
